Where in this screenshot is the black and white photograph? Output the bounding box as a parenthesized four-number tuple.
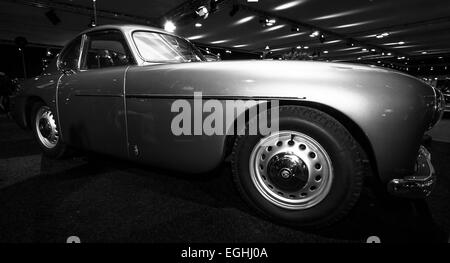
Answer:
(0, 0, 449, 250)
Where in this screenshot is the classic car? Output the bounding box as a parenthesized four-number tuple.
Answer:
(11, 24, 445, 227)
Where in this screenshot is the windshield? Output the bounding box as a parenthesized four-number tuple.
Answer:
(133, 31, 205, 63)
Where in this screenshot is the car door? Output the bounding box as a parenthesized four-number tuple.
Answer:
(125, 31, 225, 172)
(57, 29, 135, 158)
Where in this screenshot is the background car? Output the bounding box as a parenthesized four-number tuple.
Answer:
(436, 79, 450, 112)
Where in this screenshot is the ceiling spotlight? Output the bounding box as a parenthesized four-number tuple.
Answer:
(309, 30, 320, 37)
(195, 22, 202, 28)
(370, 48, 376, 52)
(421, 51, 427, 54)
(210, 0, 219, 13)
(376, 32, 390, 39)
(323, 50, 329, 54)
(357, 57, 362, 60)
(265, 45, 270, 50)
(229, 5, 239, 17)
(225, 50, 232, 54)
(346, 40, 355, 47)
(303, 46, 309, 49)
(89, 17, 96, 27)
(196, 5, 209, 19)
(291, 26, 300, 32)
(397, 41, 405, 45)
(387, 53, 392, 56)
(164, 20, 176, 32)
(362, 48, 368, 51)
(296, 45, 302, 49)
(264, 18, 276, 27)
(319, 34, 326, 43)
(45, 9, 61, 25)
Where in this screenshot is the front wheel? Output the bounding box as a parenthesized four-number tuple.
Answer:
(31, 102, 69, 158)
(231, 106, 366, 228)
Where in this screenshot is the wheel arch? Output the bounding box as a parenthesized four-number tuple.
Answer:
(223, 100, 378, 179)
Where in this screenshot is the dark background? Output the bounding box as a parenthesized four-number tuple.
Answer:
(1, 0, 450, 79)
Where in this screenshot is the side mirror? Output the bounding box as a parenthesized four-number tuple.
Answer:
(61, 68, 76, 75)
(57, 59, 77, 75)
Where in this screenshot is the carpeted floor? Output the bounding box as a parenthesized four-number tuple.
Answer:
(0, 114, 449, 243)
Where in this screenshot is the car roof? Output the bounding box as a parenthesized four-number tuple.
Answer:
(80, 24, 171, 36)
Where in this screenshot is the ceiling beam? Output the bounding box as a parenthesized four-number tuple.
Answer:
(348, 16, 450, 38)
(238, 3, 408, 58)
(1, 0, 159, 26)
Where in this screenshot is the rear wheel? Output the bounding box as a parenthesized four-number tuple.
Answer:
(231, 106, 366, 228)
(31, 101, 69, 158)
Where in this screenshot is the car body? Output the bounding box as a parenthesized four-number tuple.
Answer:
(11, 24, 445, 226)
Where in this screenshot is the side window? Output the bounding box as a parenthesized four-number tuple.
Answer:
(58, 36, 82, 71)
(81, 30, 134, 70)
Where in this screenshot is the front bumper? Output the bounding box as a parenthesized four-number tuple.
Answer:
(387, 146, 436, 198)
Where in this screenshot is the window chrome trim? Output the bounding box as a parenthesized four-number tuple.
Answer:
(56, 35, 83, 72)
(77, 34, 87, 71)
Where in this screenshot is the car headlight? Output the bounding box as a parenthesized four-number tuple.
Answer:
(430, 88, 445, 129)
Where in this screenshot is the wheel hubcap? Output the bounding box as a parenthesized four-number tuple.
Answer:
(35, 106, 59, 149)
(267, 153, 308, 192)
(249, 131, 333, 210)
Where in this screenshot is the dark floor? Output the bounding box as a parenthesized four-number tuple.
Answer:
(0, 114, 449, 243)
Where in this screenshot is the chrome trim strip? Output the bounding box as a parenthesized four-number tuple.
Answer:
(55, 74, 64, 141)
(125, 94, 306, 101)
(74, 93, 123, 97)
(123, 66, 130, 158)
(77, 34, 87, 71)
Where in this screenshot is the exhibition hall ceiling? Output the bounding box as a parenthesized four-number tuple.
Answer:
(1, 0, 449, 62)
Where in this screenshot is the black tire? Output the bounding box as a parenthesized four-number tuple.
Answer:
(231, 105, 366, 228)
(31, 101, 69, 159)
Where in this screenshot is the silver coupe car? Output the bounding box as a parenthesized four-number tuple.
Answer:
(11, 24, 446, 228)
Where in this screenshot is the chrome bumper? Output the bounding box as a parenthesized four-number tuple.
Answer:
(387, 146, 436, 198)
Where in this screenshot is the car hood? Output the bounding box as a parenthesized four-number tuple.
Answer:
(130, 60, 433, 99)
